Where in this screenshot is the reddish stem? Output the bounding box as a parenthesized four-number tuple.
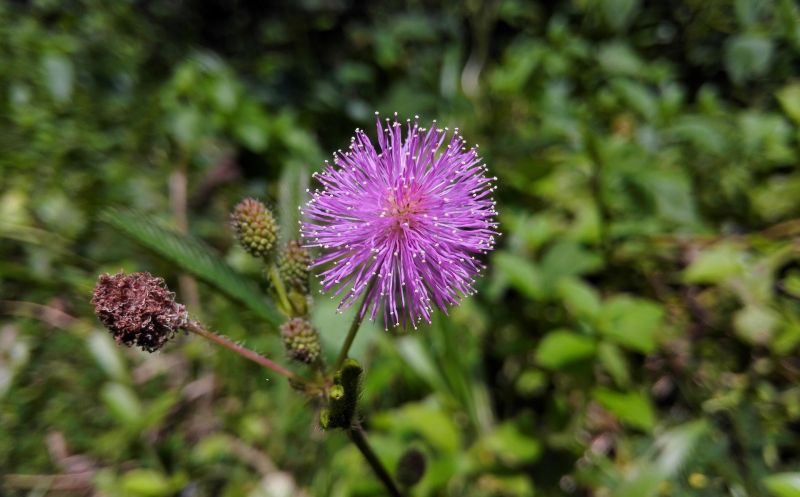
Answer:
(186, 321, 300, 382)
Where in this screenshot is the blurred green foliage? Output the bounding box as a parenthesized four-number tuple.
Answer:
(3, 0, 800, 496)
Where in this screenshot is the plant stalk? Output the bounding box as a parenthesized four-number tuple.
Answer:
(267, 263, 293, 316)
(186, 321, 302, 384)
(347, 424, 403, 497)
(333, 280, 375, 372)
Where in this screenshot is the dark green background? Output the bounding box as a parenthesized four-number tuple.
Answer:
(3, 0, 800, 495)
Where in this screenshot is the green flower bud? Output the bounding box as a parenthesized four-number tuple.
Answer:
(280, 318, 321, 365)
(321, 358, 363, 430)
(231, 198, 278, 259)
(277, 240, 311, 294)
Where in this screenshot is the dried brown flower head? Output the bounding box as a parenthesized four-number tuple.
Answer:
(92, 272, 188, 352)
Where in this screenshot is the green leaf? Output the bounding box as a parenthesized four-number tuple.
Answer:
(372, 401, 461, 452)
(777, 83, 800, 124)
(558, 277, 602, 319)
(100, 208, 281, 326)
(764, 473, 800, 497)
(119, 469, 172, 497)
(493, 252, 544, 300)
(733, 305, 779, 345)
(539, 240, 604, 293)
(597, 342, 631, 387)
(597, 296, 664, 353)
(593, 387, 656, 431)
(684, 243, 745, 284)
(598, 43, 644, 76)
(41, 54, 74, 103)
(480, 420, 542, 466)
(87, 331, 128, 383)
(535, 330, 596, 369)
(725, 35, 773, 84)
(101, 383, 143, 428)
(600, 0, 639, 31)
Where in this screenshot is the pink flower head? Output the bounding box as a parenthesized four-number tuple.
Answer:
(301, 114, 498, 329)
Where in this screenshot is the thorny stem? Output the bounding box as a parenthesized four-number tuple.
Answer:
(333, 280, 376, 372)
(347, 423, 403, 497)
(186, 321, 306, 385)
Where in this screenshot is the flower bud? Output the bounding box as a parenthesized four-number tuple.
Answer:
(280, 318, 320, 364)
(396, 448, 426, 488)
(91, 272, 188, 352)
(277, 240, 311, 294)
(321, 358, 363, 429)
(231, 198, 278, 259)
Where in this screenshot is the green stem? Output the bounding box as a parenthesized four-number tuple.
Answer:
(347, 424, 403, 497)
(268, 263, 293, 315)
(333, 280, 375, 372)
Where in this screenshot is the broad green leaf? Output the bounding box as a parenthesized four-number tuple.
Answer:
(515, 370, 548, 396)
(119, 469, 172, 497)
(539, 240, 603, 293)
(684, 243, 745, 284)
(615, 420, 708, 497)
(232, 101, 270, 151)
(493, 252, 544, 300)
(480, 420, 542, 466)
(372, 401, 461, 452)
(669, 116, 729, 156)
(101, 382, 143, 428)
(558, 277, 601, 319)
(733, 305, 779, 345)
(598, 342, 631, 387)
(777, 83, 800, 124)
(725, 35, 773, 84)
(535, 330, 596, 369)
(751, 175, 800, 221)
(598, 43, 644, 76)
(600, 0, 639, 31)
(764, 473, 800, 497)
(395, 336, 450, 396)
(87, 331, 128, 383)
(597, 296, 664, 353)
(101, 208, 281, 326)
(41, 54, 74, 103)
(593, 387, 655, 431)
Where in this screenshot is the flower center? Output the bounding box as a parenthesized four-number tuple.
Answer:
(384, 189, 424, 231)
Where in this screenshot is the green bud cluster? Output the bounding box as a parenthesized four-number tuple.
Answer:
(277, 240, 311, 294)
(280, 318, 320, 364)
(320, 358, 362, 429)
(231, 198, 278, 259)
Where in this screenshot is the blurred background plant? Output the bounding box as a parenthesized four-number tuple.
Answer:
(3, 0, 800, 496)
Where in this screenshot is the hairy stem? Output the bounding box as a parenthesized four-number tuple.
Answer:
(186, 321, 302, 383)
(347, 424, 403, 497)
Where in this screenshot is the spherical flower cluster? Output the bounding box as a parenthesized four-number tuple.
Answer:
(231, 198, 278, 259)
(301, 114, 498, 329)
(92, 272, 188, 352)
(280, 318, 321, 364)
(277, 240, 312, 294)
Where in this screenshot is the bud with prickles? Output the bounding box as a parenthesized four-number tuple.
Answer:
(280, 318, 321, 365)
(277, 240, 311, 294)
(231, 198, 278, 259)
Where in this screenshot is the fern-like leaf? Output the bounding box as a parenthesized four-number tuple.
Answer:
(100, 207, 281, 326)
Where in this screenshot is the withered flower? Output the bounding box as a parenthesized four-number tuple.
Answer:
(92, 272, 188, 352)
